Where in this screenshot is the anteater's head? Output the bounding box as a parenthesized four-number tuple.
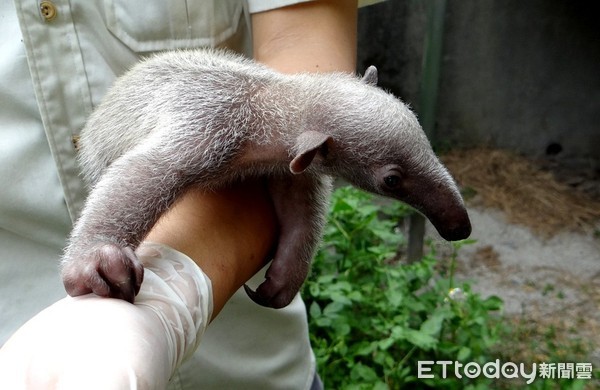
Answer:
(288, 66, 471, 241)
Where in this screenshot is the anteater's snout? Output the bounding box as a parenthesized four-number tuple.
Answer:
(439, 219, 472, 241)
(435, 208, 472, 241)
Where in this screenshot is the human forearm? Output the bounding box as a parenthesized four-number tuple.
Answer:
(252, 0, 358, 73)
(145, 181, 277, 320)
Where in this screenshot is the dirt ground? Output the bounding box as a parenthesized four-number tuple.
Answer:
(430, 149, 600, 369)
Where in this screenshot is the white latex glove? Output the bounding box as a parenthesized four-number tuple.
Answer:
(0, 242, 212, 390)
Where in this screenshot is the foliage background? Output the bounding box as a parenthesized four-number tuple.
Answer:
(303, 186, 598, 389)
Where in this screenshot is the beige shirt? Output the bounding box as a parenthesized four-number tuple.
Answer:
(1, 1, 318, 389)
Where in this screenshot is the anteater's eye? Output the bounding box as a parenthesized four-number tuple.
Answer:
(383, 174, 401, 189)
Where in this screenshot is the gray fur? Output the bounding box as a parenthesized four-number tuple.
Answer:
(61, 49, 471, 308)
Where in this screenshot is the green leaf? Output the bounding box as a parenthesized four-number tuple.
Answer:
(315, 317, 331, 327)
(323, 301, 345, 316)
(354, 341, 377, 356)
(378, 337, 395, 351)
(329, 291, 353, 305)
(316, 274, 336, 285)
(350, 363, 379, 382)
(309, 301, 322, 318)
(482, 295, 503, 311)
(385, 289, 404, 308)
(332, 321, 351, 336)
(419, 307, 449, 337)
(372, 382, 389, 390)
(405, 328, 438, 350)
(457, 346, 471, 361)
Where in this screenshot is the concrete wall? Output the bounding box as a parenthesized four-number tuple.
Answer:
(357, 0, 600, 165)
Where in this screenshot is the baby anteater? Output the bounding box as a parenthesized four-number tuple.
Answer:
(61, 49, 471, 309)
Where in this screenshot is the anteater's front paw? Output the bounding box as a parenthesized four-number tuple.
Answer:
(61, 243, 144, 303)
(244, 277, 298, 309)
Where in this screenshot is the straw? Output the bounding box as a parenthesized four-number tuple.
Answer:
(442, 148, 600, 236)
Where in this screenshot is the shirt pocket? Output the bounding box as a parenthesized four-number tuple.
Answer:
(103, 0, 244, 52)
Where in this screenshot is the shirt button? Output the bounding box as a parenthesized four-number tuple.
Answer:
(40, 1, 57, 22)
(71, 134, 81, 151)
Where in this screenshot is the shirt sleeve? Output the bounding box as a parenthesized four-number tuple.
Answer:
(247, 0, 386, 14)
(247, 0, 313, 14)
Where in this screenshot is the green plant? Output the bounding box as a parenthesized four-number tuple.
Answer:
(303, 186, 503, 389)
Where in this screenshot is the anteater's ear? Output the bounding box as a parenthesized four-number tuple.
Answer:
(361, 65, 378, 86)
(290, 131, 333, 174)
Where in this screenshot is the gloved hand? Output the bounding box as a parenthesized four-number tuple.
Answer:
(0, 242, 212, 390)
